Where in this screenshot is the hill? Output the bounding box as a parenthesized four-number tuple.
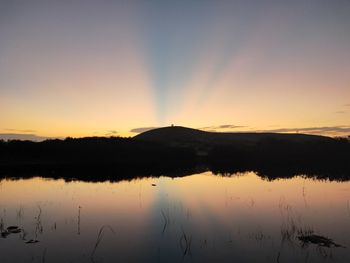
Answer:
(134, 126, 350, 178)
(133, 126, 333, 149)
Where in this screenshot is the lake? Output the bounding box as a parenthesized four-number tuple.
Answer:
(0, 172, 349, 262)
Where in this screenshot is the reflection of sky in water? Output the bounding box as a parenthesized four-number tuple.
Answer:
(0, 172, 350, 262)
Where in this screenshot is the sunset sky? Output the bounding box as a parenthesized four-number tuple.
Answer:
(1, 0, 349, 139)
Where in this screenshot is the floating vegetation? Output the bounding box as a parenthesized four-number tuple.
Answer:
(7, 226, 22, 233)
(298, 233, 345, 248)
(26, 239, 40, 244)
(1, 225, 22, 238)
(1, 231, 10, 238)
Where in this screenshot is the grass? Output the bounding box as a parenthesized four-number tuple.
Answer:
(77, 206, 81, 235)
(179, 227, 192, 258)
(90, 225, 115, 259)
(35, 205, 43, 239)
(250, 228, 269, 242)
(161, 209, 169, 234)
(0, 217, 4, 232)
(16, 206, 24, 220)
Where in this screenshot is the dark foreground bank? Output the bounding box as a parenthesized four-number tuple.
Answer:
(0, 127, 349, 182)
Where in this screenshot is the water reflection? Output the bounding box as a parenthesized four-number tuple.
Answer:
(0, 172, 349, 262)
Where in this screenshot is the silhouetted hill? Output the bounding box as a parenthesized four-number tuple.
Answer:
(134, 126, 349, 177)
(134, 126, 206, 145)
(134, 126, 333, 154)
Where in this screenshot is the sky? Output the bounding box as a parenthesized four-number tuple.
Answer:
(1, 0, 350, 139)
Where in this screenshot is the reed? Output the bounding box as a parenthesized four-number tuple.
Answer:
(161, 209, 169, 234)
(179, 227, 192, 257)
(90, 225, 115, 259)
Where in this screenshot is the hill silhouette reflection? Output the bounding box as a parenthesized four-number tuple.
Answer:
(0, 127, 349, 182)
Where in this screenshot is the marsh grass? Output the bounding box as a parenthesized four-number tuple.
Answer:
(280, 219, 298, 245)
(77, 206, 81, 235)
(90, 225, 116, 259)
(22, 229, 28, 240)
(302, 182, 309, 208)
(179, 227, 192, 258)
(0, 217, 4, 232)
(161, 209, 169, 234)
(250, 229, 270, 242)
(16, 206, 24, 220)
(297, 227, 314, 237)
(278, 197, 308, 244)
(35, 205, 43, 239)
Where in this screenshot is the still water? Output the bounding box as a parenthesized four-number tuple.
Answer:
(0, 172, 349, 262)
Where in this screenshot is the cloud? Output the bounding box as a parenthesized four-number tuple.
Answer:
(130, 127, 158, 134)
(218, 124, 246, 129)
(257, 126, 350, 135)
(5, 128, 36, 133)
(335, 111, 346, 114)
(0, 133, 50, 142)
(105, 130, 118, 136)
(344, 104, 350, 107)
(200, 125, 350, 136)
(200, 124, 246, 131)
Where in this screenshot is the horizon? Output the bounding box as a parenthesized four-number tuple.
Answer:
(1, 124, 350, 142)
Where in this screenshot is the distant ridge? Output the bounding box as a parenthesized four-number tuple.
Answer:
(0, 133, 51, 142)
(133, 126, 333, 147)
